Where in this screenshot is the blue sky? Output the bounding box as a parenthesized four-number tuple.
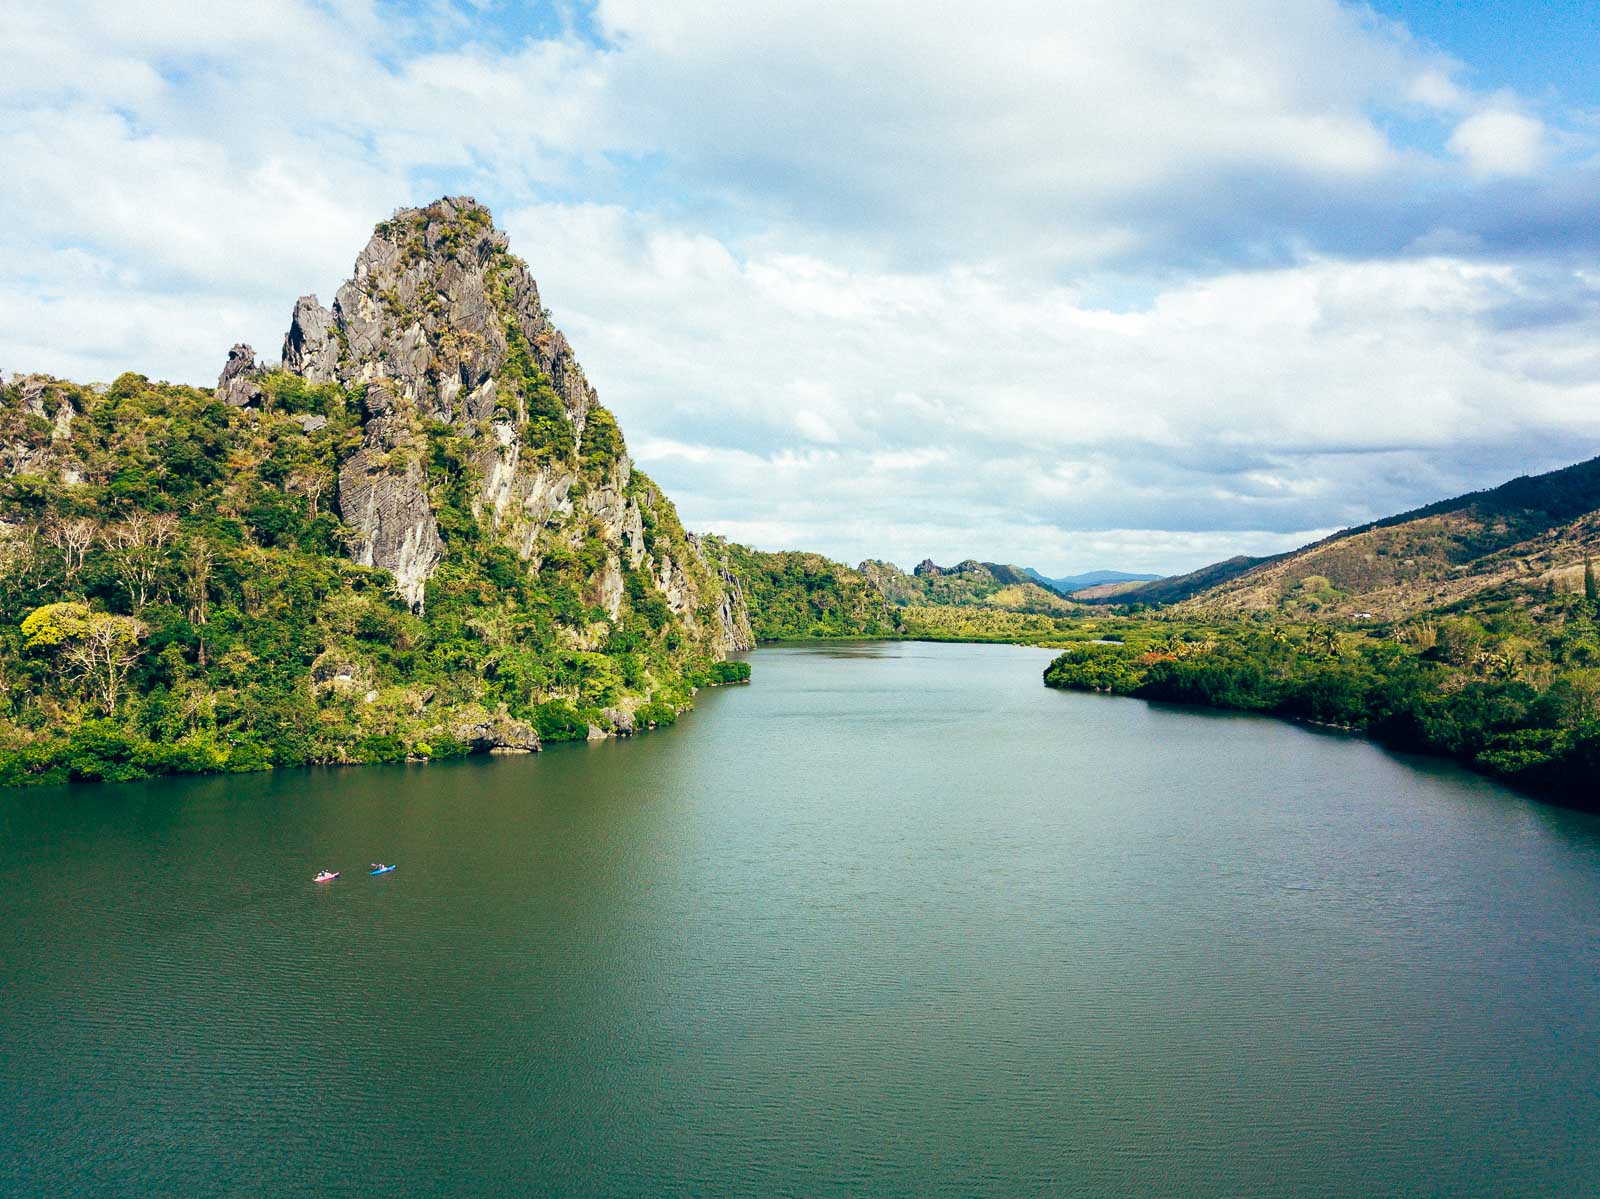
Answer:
(3, 0, 1599, 574)
(1370, 1, 1600, 106)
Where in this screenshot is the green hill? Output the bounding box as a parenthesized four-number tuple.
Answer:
(711, 541, 902, 640)
(0, 199, 751, 787)
(859, 558, 1077, 614)
(1079, 455, 1600, 619)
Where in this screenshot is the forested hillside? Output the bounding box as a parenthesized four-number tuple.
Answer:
(1044, 583, 1600, 803)
(858, 558, 1075, 613)
(0, 200, 750, 786)
(711, 540, 902, 639)
(717, 548, 1081, 639)
(1091, 456, 1600, 618)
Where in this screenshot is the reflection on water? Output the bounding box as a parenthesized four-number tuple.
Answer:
(4, 641, 1600, 1198)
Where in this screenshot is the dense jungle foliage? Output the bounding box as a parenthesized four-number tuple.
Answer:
(713, 540, 903, 640)
(899, 606, 1111, 645)
(859, 558, 1075, 614)
(1043, 588, 1600, 804)
(0, 373, 742, 786)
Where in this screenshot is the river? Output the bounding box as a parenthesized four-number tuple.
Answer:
(4, 641, 1599, 1196)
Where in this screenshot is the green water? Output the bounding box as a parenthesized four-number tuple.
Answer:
(4, 641, 1600, 1197)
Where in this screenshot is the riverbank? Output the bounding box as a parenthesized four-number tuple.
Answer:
(0, 664, 752, 790)
(1042, 620, 1600, 809)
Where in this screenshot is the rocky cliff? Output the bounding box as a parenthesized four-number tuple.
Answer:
(710, 539, 900, 639)
(221, 196, 751, 652)
(858, 557, 1077, 614)
(0, 374, 84, 484)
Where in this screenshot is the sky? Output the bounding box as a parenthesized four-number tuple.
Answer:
(3, 1, 1599, 575)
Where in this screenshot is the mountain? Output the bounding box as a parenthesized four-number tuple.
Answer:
(712, 540, 901, 639)
(858, 558, 1077, 613)
(269, 196, 750, 648)
(1072, 555, 1274, 605)
(0, 197, 752, 785)
(1023, 567, 1160, 592)
(1092, 455, 1600, 618)
(709, 551, 1081, 637)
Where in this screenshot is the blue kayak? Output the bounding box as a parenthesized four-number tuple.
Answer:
(370, 864, 397, 875)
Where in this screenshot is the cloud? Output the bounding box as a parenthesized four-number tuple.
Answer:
(2, 1, 1598, 573)
(507, 203, 1600, 570)
(1448, 108, 1548, 177)
(1407, 69, 1467, 112)
(592, 0, 1429, 268)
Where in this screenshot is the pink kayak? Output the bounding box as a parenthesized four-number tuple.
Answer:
(314, 870, 339, 883)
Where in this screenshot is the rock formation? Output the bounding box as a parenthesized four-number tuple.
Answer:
(693, 533, 757, 651)
(216, 344, 264, 408)
(2, 375, 82, 482)
(268, 196, 752, 649)
(450, 707, 541, 754)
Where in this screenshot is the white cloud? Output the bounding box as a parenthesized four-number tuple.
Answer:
(1407, 69, 1467, 112)
(1, 1, 1596, 574)
(1448, 108, 1548, 177)
(508, 203, 1600, 571)
(590, 0, 1431, 266)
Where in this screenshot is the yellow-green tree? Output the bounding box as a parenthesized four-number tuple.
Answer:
(21, 602, 146, 717)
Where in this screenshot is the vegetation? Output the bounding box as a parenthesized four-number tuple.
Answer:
(713, 540, 902, 639)
(0, 374, 740, 787)
(860, 558, 1075, 614)
(899, 606, 1115, 645)
(1113, 456, 1600, 621)
(1043, 588, 1600, 805)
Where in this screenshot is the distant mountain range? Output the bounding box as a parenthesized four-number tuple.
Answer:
(1022, 567, 1160, 592)
(1075, 454, 1600, 618)
(723, 450, 1600, 630)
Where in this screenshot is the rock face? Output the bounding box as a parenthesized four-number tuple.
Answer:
(270, 196, 751, 650)
(217, 344, 264, 408)
(693, 533, 756, 651)
(335, 386, 443, 611)
(283, 297, 341, 380)
(280, 196, 589, 431)
(450, 708, 541, 754)
(2, 375, 82, 481)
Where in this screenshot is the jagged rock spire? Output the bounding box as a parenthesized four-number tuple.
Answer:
(254, 196, 751, 649)
(217, 344, 262, 408)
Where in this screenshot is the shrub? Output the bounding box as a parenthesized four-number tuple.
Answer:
(707, 660, 751, 685)
(533, 701, 589, 743)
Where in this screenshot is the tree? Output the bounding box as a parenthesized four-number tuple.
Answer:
(1435, 618, 1483, 667)
(1551, 669, 1600, 728)
(184, 537, 215, 667)
(1586, 555, 1597, 604)
(0, 524, 45, 597)
(104, 512, 178, 613)
(21, 602, 146, 716)
(288, 467, 331, 521)
(43, 516, 98, 590)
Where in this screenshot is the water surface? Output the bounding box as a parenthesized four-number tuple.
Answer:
(4, 641, 1600, 1196)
